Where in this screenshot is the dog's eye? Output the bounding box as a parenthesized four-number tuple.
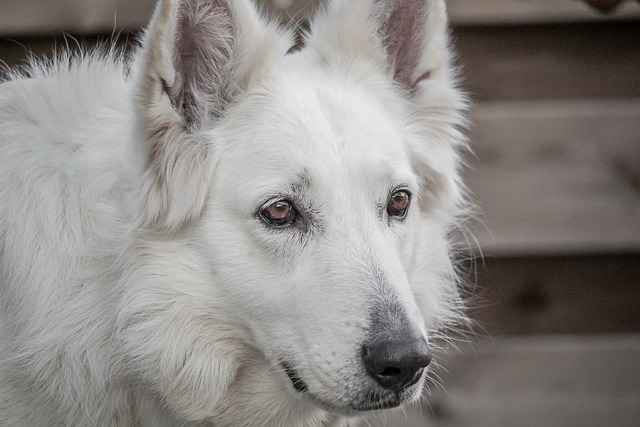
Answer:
(387, 190, 411, 219)
(259, 199, 297, 228)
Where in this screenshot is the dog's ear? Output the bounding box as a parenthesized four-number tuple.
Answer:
(136, 0, 288, 230)
(309, 0, 450, 91)
(311, 0, 466, 217)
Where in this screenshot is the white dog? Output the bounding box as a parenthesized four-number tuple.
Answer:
(0, 0, 467, 425)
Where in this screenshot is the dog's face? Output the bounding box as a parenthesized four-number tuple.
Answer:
(205, 68, 450, 411)
(122, 0, 466, 422)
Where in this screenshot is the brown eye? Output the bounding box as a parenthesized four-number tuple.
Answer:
(387, 190, 411, 219)
(259, 199, 297, 227)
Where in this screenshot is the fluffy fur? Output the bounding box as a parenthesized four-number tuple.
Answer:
(0, 0, 468, 426)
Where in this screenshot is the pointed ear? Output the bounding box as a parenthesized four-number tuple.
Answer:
(310, 0, 466, 217)
(136, 0, 289, 230)
(310, 0, 450, 91)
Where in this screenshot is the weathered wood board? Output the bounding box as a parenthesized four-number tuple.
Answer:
(462, 254, 640, 335)
(448, 0, 640, 25)
(454, 22, 640, 101)
(424, 335, 640, 427)
(0, 0, 156, 35)
(466, 100, 640, 255)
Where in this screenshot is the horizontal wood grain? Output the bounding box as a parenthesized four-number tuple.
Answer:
(467, 100, 640, 255)
(454, 22, 640, 101)
(461, 254, 640, 335)
(423, 335, 640, 427)
(0, 0, 155, 35)
(448, 0, 640, 25)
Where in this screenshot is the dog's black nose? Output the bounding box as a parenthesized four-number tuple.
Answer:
(362, 338, 431, 393)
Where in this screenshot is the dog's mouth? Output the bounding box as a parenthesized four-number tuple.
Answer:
(312, 393, 402, 415)
(349, 389, 405, 412)
(280, 361, 407, 414)
(351, 397, 401, 411)
(281, 361, 308, 393)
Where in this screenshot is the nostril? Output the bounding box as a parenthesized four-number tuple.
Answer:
(361, 345, 370, 358)
(378, 366, 402, 377)
(416, 352, 433, 369)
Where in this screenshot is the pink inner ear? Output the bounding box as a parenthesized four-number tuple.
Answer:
(382, 0, 427, 89)
(170, 0, 234, 129)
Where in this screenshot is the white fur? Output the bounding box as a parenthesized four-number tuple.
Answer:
(0, 0, 467, 426)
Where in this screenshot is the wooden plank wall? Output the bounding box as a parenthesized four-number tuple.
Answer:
(455, 21, 640, 255)
(454, 22, 640, 101)
(430, 14, 640, 427)
(467, 100, 640, 255)
(423, 336, 640, 427)
(463, 254, 640, 335)
(448, 0, 640, 24)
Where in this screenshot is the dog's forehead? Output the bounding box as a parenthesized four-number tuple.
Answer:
(214, 62, 418, 203)
(237, 69, 409, 162)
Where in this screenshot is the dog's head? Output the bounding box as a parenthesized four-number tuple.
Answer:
(119, 0, 466, 422)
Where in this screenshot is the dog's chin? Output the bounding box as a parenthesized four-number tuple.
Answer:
(303, 390, 420, 417)
(279, 361, 424, 416)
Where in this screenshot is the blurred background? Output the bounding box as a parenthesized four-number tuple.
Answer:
(1, 1, 639, 426)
